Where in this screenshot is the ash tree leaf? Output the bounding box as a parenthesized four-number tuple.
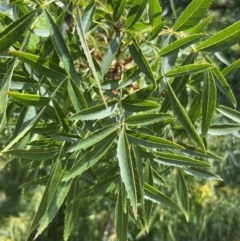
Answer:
(8, 91, 50, 107)
(148, 0, 162, 28)
(144, 183, 181, 212)
(121, 99, 159, 112)
(196, 20, 240, 52)
(173, 0, 212, 31)
(165, 63, 212, 77)
(44, 9, 80, 85)
(113, 0, 127, 22)
(154, 152, 210, 167)
(183, 167, 223, 181)
(9, 51, 67, 80)
(70, 101, 118, 121)
(221, 59, 240, 78)
(125, 0, 148, 29)
(125, 113, 174, 126)
(68, 123, 120, 152)
(217, 105, 240, 124)
(0, 10, 35, 53)
(211, 67, 236, 108)
(82, 3, 95, 33)
(201, 69, 216, 137)
(117, 127, 137, 218)
(167, 82, 205, 151)
(159, 34, 205, 57)
(128, 38, 155, 84)
(208, 123, 240, 135)
(176, 169, 189, 215)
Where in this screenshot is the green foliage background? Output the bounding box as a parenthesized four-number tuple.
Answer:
(1, 0, 240, 240)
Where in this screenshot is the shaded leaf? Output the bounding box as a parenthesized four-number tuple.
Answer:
(122, 99, 159, 112)
(217, 105, 240, 124)
(113, 0, 127, 22)
(189, 13, 214, 34)
(208, 123, 240, 135)
(148, 0, 162, 28)
(222, 59, 240, 78)
(82, 3, 95, 33)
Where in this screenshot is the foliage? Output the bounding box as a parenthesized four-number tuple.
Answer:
(0, 0, 240, 240)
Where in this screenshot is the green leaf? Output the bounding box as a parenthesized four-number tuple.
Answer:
(100, 34, 122, 76)
(217, 105, 240, 124)
(9, 51, 67, 80)
(167, 82, 205, 150)
(144, 183, 181, 212)
(68, 123, 120, 152)
(148, 0, 162, 28)
(196, 20, 240, 52)
(74, 6, 106, 106)
(63, 133, 116, 182)
(73, 175, 119, 201)
(44, 9, 79, 85)
(26, 154, 62, 239)
(119, 68, 142, 89)
(51, 133, 80, 142)
(82, 3, 95, 33)
(127, 131, 183, 150)
(183, 167, 223, 181)
(159, 34, 205, 57)
(113, 0, 127, 22)
(115, 184, 129, 241)
(154, 152, 210, 167)
(125, 113, 174, 126)
(3, 148, 58, 161)
(208, 123, 240, 135)
(211, 67, 236, 108)
(8, 91, 50, 107)
(125, 0, 148, 29)
(128, 38, 155, 84)
(176, 169, 189, 215)
(165, 63, 212, 77)
(0, 10, 35, 52)
(70, 101, 118, 121)
(201, 69, 216, 136)
(173, 0, 212, 31)
(117, 128, 137, 218)
(222, 59, 240, 78)
(121, 99, 159, 112)
(147, 22, 165, 41)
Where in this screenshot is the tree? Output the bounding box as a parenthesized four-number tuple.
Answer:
(1, 0, 240, 240)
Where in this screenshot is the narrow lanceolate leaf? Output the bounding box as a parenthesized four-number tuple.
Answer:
(189, 14, 214, 34)
(183, 167, 223, 181)
(144, 183, 181, 212)
(82, 3, 95, 33)
(115, 185, 129, 241)
(127, 131, 183, 150)
(165, 64, 212, 77)
(154, 152, 210, 167)
(125, 113, 174, 126)
(68, 123, 120, 152)
(26, 155, 62, 239)
(117, 128, 137, 218)
(122, 99, 159, 112)
(64, 179, 80, 241)
(0, 60, 16, 131)
(73, 175, 119, 200)
(217, 105, 240, 124)
(208, 123, 240, 135)
(63, 134, 116, 182)
(0, 10, 35, 52)
(9, 51, 67, 80)
(148, 0, 162, 28)
(8, 91, 50, 107)
(211, 67, 236, 108)
(167, 82, 205, 151)
(3, 148, 58, 161)
(100, 34, 122, 76)
(44, 9, 79, 85)
(201, 70, 216, 136)
(75, 6, 106, 107)
(113, 0, 127, 22)
(222, 59, 240, 78)
(159, 34, 205, 57)
(35, 180, 71, 239)
(128, 38, 155, 84)
(70, 101, 118, 121)
(125, 0, 148, 29)
(173, 0, 212, 31)
(196, 20, 240, 52)
(176, 169, 188, 214)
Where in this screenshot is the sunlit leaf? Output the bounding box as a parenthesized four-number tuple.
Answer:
(208, 123, 240, 135)
(122, 99, 159, 112)
(113, 0, 127, 22)
(148, 0, 162, 28)
(217, 105, 240, 124)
